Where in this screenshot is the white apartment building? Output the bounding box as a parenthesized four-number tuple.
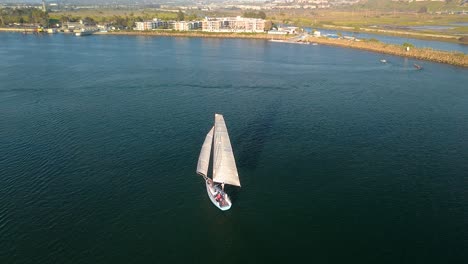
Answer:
(202, 16, 267, 33)
(173, 21, 202, 31)
(136, 19, 201, 31)
(135, 21, 154, 31)
(135, 19, 170, 31)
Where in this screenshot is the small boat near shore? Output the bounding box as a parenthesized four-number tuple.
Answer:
(269, 39, 286, 43)
(196, 114, 241, 211)
(269, 39, 311, 45)
(75, 28, 97, 37)
(414, 63, 423, 70)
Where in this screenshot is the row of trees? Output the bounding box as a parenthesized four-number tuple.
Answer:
(243, 11, 267, 19)
(56, 14, 138, 29)
(0, 7, 201, 29)
(0, 8, 49, 26)
(56, 12, 200, 29)
(97, 13, 199, 29)
(3, 8, 265, 30)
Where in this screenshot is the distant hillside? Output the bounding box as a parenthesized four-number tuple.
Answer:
(0, 0, 173, 4)
(352, 0, 467, 11)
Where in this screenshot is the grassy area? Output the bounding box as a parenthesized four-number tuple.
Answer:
(268, 9, 468, 43)
(271, 10, 468, 28)
(346, 0, 467, 12)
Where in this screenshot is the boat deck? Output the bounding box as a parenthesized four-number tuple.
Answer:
(206, 179, 231, 210)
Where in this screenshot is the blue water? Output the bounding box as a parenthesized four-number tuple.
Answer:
(306, 28, 468, 53)
(451, 22, 468, 26)
(0, 33, 467, 263)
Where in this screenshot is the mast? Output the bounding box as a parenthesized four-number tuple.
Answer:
(212, 114, 241, 187)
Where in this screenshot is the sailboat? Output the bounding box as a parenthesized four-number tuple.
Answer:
(196, 114, 241, 211)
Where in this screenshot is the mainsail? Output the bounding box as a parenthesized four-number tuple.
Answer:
(212, 114, 241, 187)
(196, 127, 214, 177)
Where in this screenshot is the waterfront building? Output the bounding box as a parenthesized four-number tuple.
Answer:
(135, 19, 170, 31)
(64, 22, 82, 31)
(135, 21, 154, 31)
(202, 18, 222, 32)
(156, 20, 169, 29)
(268, 27, 299, 35)
(167, 21, 176, 30)
(202, 17, 267, 33)
(174, 21, 202, 31)
(267, 30, 288, 35)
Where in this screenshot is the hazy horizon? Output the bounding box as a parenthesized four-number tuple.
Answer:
(0, 0, 241, 3)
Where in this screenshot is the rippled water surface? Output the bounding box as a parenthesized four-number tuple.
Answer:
(0, 33, 467, 263)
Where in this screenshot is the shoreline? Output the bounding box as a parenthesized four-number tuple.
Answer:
(93, 30, 289, 40)
(306, 37, 467, 67)
(0, 28, 37, 32)
(1, 28, 467, 67)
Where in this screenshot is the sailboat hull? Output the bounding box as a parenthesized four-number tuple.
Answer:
(205, 180, 232, 211)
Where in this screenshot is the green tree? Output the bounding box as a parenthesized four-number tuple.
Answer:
(82, 16, 96, 25)
(126, 20, 134, 29)
(243, 11, 266, 19)
(258, 11, 266, 19)
(402, 42, 414, 48)
(185, 13, 198, 21)
(177, 10, 185, 21)
(59, 15, 69, 24)
(29, 9, 48, 26)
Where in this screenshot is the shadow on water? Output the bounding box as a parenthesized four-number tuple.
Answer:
(236, 100, 280, 170)
(227, 100, 281, 203)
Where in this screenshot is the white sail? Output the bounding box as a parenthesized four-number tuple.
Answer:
(197, 127, 214, 177)
(212, 114, 241, 187)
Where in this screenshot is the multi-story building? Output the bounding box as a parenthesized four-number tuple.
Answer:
(174, 21, 202, 31)
(202, 17, 266, 33)
(135, 21, 154, 31)
(202, 18, 222, 32)
(135, 19, 171, 31)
